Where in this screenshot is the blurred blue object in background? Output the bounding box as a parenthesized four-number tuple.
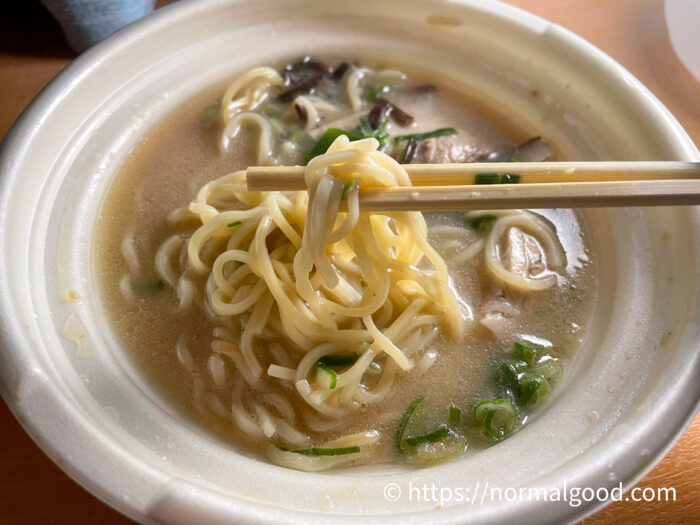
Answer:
(40, 0, 156, 52)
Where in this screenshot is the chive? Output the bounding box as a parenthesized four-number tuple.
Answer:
(357, 117, 389, 145)
(474, 398, 518, 441)
(155, 280, 165, 290)
(374, 120, 389, 145)
(448, 403, 462, 427)
(316, 364, 337, 389)
(306, 128, 362, 162)
(316, 354, 360, 367)
(358, 116, 374, 136)
(405, 425, 453, 446)
(287, 446, 361, 456)
(512, 340, 542, 366)
(342, 178, 356, 197)
(394, 127, 457, 143)
(395, 394, 425, 454)
(228, 221, 242, 227)
(469, 214, 497, 231)
(517, 372, 550, 406)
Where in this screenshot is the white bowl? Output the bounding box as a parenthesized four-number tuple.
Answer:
(0, 0, 698, 523)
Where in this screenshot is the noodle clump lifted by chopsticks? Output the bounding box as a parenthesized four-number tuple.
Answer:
(165, 134, 464, 470)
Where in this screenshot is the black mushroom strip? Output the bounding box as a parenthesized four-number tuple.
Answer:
(332, 62, 350, 81)
(277, 59, 353, 102)
(378, 98, 414, 126)
(368, 97, 415, 129)
(367, 103, 389, 130)
(277, 59, 331, 102)
(294, 103, 308, 123)
(399, 137, 419, 163)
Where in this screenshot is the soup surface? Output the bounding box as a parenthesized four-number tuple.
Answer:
(95, 58, 596, 470)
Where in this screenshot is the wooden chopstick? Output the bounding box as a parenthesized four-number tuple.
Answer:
(245, 161, 700, 210)
(349, 180, 700, 211)
(247, 161, 700, 190)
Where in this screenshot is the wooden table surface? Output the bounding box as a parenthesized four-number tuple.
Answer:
(0, 1, 698, 523)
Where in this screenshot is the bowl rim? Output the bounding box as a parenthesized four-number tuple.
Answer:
(0, 0, 699, 523)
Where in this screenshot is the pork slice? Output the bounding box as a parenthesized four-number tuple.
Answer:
(501, 227, 547, 279)
(414, 133, 491, 164)
(517, 136, 553, 162)
(479, 288, 523, 339)
(479, 227, 548, 338)
(479, 136, 554, 163)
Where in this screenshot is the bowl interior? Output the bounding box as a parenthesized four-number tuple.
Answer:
(1, 1, 699, 524)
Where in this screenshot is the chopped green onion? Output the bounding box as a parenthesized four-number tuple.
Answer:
(316, 354, 360, 367)
(395, 394, 425, 454)
(474, 173, 500, 185)
(499, 359, 550, 407)
(405, 425, 453, 446)
(448, 403, 462, 427)
(286, 446, 361, 456)
(228, 221, 242, 228)
(342, 178, 356, 197)
(474, 398, 518, 441)
(365, 83, 390, 101)
(316, 364, 337, 389)
(394, 127, 457, 143)
(306, 128, 362, 162)
(404, 433, 466, 464)
(474, 173, 520, 184)
(468, 214, 497, 231)
(517, 372, 550, 406)
(532, 357, 560, 379)
(499, 359, 528, 387)
(512, 340, 542, 366)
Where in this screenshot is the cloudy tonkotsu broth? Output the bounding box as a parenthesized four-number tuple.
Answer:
(95, 58, 595, 470)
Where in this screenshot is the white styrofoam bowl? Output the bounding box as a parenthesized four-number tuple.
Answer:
(0, 0, 698, 523)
